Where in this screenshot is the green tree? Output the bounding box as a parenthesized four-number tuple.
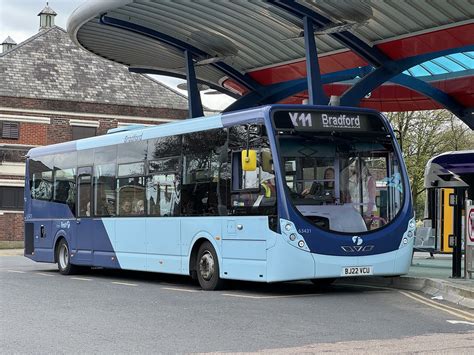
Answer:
(386, 110, 473, 218)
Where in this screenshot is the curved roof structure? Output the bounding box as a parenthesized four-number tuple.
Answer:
(68, 0, 473, 127)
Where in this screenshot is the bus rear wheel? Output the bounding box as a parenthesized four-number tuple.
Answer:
(57, 239, 78, 275)
(196, 241, 225, 291)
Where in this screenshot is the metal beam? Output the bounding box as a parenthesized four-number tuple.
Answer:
(184, 50, 204, 118)
(303, 16, 327, 105)
(390, 74, 474, 129)
(340, 45, 474, 107)
(270, 0, 388, 66)
(224, 67, 367, 112)
(100, 15, 262, 93)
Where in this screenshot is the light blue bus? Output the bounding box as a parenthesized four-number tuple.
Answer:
(24, 105, 414, 290)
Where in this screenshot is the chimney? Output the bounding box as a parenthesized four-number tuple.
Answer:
(38, 2, 57, 31)
(2, 36, 17, 53)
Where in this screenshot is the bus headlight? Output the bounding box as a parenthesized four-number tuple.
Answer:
(407, 231, 413, 238)
(289, 233, 297, 241)
(285, 223, 292, 232)
(298, 240, 305, 248)
(403, 238, 408, 245)
(409, 220, 416, 229)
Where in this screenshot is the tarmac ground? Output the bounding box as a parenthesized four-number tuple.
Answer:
(341, 252, 474, 309)
(1, 249, 472, 309)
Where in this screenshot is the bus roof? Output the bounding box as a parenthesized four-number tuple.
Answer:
(424, 150, 474, 188)
(27, 104, 384, 158)
(27, 106, 270, 158)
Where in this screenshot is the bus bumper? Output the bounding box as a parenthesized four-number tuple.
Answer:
(266, 234, 413, 282)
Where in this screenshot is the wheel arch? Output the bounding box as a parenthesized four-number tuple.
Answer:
(187, 233, 222, 277)
(53, 230, 68, 263)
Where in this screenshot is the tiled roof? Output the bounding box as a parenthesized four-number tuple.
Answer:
(0, 26, 190, 110)
(38, 5, 57, 16)
(2, 36, 16, 45)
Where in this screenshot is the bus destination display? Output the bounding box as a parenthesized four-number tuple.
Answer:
(273, 110, 385, 132)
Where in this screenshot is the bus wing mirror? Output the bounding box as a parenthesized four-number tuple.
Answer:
(241, 150, 257, 171)
(261, 151, 272, 173)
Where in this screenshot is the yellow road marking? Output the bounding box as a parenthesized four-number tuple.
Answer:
(70, 277, 92, 281)
(111, 281, 138, 287)
(401, 291, 474, 318)
(337, 283, 473, 321)
(162, 287, 200, 293)
(399, 291, 474, 322)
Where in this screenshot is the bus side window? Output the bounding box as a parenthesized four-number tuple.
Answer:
(93, 145, 117, 217)
(30, 156, 54, 201)
(229, 125, 276, 214)
(182, 129, 227, 216)
(77, 167, 92, 217)
(148, 135, 182, 217)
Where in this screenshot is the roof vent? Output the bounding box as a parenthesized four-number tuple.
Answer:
(1, 36, 16, 53)
(38, 2, 57, 31)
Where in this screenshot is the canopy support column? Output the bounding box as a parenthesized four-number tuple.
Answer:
(303, 16, 327, 105)
(184, 50, 203, 118)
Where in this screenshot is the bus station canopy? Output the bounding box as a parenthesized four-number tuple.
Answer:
(68, 0, 473, 128)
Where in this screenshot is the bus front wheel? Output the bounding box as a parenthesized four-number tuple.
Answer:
(56, 239, 78, 275)
(196, 241, 225, 291)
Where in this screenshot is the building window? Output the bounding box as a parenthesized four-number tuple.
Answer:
(72, 126, 96, 140)
(0, 187, 24, 210)
(1, 122, 19, 139)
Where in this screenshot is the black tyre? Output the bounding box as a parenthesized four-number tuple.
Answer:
(56, 239, 78, 275)
(196, 241, 225, 291)
(310, 278, 336, 287)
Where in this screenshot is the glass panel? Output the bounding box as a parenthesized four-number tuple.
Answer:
(182, 130, 227, 216)
(229, 125, 276, 215)
(93, 146, 117, 216)
(117, 176, 146, 216)
(118, 162, 145, 177)
(118, 140, 148, 163)
(149, 157, 180, 174)
(148, 135, 181, 160)
(279, 134, 404, 233)
(53, 167, 76, 214)
(30, 155, 54, 201)
(77, 172, 92, 217)
(147, 173, 180, 217)
(72, 126, 96, 140)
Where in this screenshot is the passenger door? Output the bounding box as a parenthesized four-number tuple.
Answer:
(75, 166, 94, 263)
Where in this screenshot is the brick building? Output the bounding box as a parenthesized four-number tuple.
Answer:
(0, 5, 190, 244)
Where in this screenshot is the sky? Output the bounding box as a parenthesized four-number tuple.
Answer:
(0, 0, 235, 111)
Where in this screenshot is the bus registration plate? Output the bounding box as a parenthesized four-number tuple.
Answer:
(341, 266, 373, 276)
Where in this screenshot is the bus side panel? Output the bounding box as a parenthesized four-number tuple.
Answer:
(94, 219, 121, 269)
(31, 220, 54, 262)
(114, 218, 147, 271)
(220, 216, 269, 282)
(146, 218, 182, 274)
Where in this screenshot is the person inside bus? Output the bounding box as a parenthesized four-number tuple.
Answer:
(301, 167, 335, 203)
(133, 199, 145, 215)
(347, 159, 376, 226)
(120, 199, 133, 216)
